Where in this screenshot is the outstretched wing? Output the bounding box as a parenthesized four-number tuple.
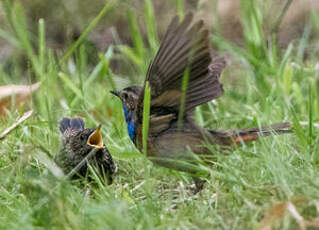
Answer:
(137, 12, 225, 126)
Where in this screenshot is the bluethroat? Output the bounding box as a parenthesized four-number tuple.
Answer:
(111, 13, 292, 190)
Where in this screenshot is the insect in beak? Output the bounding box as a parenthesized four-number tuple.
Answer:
(87, 124, 104, 149)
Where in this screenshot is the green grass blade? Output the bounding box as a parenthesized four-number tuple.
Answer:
(177, 68, 189, 130)
(144, 0, 158, 53)
(142, 81, 151, 155)
(308, 83, 313, 147)
(119, 45, 143, 67)
(1, 0, 15, 33)
(85, 46, 115, 89)
(0, 28, 20, 48)
(38, 18, 46, 76)
(177, 0, 184, 21)
(59, 0, 117, 64)
(58, 72, 84, 100)
(272, 0, 294, 34)
(12, 3, 40, 76)
(127, 9, 145, 60)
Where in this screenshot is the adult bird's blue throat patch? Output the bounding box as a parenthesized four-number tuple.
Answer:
(122, 105, 135, 143)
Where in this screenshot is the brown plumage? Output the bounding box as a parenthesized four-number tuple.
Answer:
(111, 12, 292, 192)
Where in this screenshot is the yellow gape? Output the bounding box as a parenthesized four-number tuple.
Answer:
(87, 125, 104, 149)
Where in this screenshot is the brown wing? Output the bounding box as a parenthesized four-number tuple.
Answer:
(137, 12, 225, 125)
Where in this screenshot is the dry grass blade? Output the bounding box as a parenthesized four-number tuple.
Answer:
(287, 202, 306, 230)
(0, 82, 40, 115)
(0, 110, 33, 140)
(287, 202, 319, 230)
(299, 121, 319, 128)
(260, 198, 309, 230)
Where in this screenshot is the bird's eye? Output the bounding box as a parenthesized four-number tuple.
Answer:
(80, 134, 86, 141)
(123, 93, 128, 100)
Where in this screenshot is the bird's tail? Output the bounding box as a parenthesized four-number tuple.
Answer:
(210, 122, 292, 145)
(59, 117, 85, 134)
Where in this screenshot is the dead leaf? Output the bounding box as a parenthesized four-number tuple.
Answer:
(260, 201, 288, 230)
(0, 82, 40, 115)
(260, 198, 311, 230)
(0, 110, 33, 140)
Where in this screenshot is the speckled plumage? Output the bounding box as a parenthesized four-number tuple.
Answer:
(55, 118, 117, 184)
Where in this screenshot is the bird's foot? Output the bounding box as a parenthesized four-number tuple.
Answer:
(192, 178, 206, 194)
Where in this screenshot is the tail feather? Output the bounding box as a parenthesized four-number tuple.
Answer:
(210, 122, 292, 145)
(59, 117, 85, 134)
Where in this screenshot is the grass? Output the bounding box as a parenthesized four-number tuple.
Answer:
(1, 0, 319, 229)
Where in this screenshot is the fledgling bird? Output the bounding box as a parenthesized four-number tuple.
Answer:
(111, 13, 292, 190)
(55, 117, 117, 184)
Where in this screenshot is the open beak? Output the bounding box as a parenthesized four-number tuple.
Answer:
(87, 124, 104, 149)
(110, 90, 120, 97)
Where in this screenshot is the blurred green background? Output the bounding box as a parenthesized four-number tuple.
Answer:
(1, 0, 318, 76)
(1, 0, 319, 229)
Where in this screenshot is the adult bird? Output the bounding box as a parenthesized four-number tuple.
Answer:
(111, 13, 292, 191)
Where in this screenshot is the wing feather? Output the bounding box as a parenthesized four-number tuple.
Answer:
(137, 12, 226, 127)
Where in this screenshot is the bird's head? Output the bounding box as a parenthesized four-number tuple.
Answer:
(110, 86, 143, 116)
(70, 125, 104, 154)
(110, 86, 143, 143)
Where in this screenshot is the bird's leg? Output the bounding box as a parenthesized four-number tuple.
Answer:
(192, 177, 206, 194)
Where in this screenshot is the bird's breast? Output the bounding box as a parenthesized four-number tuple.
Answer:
(136, 125, 156, 156)
(126, 121, 135, 143)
